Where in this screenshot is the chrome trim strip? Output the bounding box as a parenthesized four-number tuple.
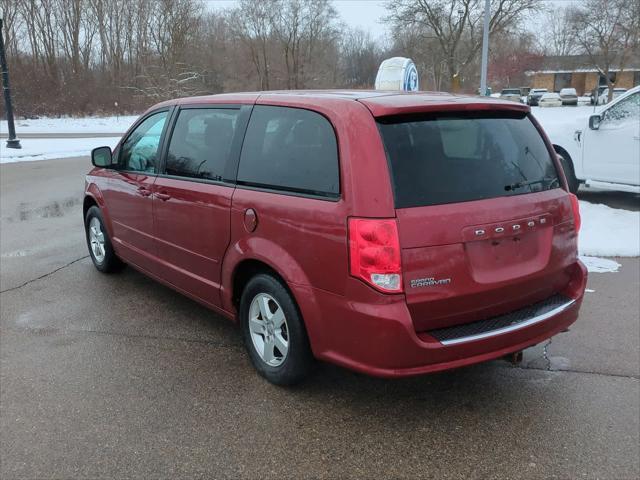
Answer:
(440, 299, 576, 346)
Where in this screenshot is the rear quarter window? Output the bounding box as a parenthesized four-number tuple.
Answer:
(378, 112, 560, 208)
(237, 106, 340, 197)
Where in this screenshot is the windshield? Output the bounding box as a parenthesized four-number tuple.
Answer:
(377, 112, 561, 208)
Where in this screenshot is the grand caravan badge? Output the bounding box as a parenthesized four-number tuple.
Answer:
(410, 277, 452, 288)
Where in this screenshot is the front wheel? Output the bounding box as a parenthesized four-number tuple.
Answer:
(240, 274, 314, 385)
(85, 206, 124, 273)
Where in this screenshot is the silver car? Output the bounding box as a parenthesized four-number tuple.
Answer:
(500, 88, 523, 103)
(559, 88, 578, 106)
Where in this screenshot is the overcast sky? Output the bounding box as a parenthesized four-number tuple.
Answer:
(205, 0, 390, 36)
(204, 0, 581, 40)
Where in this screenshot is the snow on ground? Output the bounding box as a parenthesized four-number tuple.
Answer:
(1, 115, 138, 134)
(579, 256, 621, 273)
(578, 200, 639, 257)
(0, 137, 121, 163)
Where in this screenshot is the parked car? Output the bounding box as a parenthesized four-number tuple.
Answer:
(538, 92, 562, 107)
(549, 85, 640, 194)
(598, 88, 627, 105)
(85, 91, 586, 385)
(559, 88, 578, 106)
(500, 88, 523, 103)
(527, 88, 548, 106)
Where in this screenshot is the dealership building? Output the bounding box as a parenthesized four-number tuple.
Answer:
(528, 54, 640, 95)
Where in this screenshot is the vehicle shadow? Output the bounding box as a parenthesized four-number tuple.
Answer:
(577, 187, 640, 211)
(115, 265, 556, 411)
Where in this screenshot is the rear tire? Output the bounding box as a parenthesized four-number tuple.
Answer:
(556, 150, 579, 194)
(240, 274, 314, 385)
(84, 206, 124, 273)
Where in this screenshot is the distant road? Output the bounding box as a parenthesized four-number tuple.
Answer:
(0, 132, 123, 139)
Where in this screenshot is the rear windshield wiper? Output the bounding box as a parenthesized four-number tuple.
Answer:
(505, 176, 558, 191)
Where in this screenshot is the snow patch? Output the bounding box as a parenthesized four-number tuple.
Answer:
(1, 115, 137, 134)
(578, 200, 639, 257)
(0, 137, 121, 163)
(579, 256, 621, 273)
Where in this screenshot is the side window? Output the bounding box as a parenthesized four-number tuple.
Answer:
(605, 92, 640, 124)
(165, 108, 241, 181)
(237, 106, 339, 196)
(120, 111, 168, 173)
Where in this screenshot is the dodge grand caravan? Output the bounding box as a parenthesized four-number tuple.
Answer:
(84, 91, 587, 385)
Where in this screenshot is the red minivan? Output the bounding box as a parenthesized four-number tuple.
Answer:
(85, 91, 586, 385)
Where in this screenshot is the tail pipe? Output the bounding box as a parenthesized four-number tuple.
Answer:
(503, 350, 523, 365)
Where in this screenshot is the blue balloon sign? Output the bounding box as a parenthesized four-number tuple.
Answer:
(375, 57, 420, 92)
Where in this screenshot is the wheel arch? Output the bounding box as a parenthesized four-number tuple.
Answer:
(231, 259, 291, 311)
(84, 184, 115, 238)
(553, 143, 583, 181)
(225, 254, 325, 357)
(220, 235, 324, 339)
(83, 195, 98, 219)
(553, 143, 582, 195)
(553, 144, 572, 163)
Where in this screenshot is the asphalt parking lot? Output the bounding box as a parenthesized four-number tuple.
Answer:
(1, 157, 639, 479)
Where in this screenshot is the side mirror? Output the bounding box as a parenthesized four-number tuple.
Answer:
(588, 114, 601, 130)
(91, 146, 113, 167)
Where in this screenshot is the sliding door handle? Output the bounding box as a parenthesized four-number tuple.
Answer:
(137, 186, 151, 197)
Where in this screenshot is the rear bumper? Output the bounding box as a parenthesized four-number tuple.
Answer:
(299, 260, 586, 378)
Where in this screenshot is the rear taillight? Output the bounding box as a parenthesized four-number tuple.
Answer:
(570, 194, 581, 232)
(348, 217, 403, 293)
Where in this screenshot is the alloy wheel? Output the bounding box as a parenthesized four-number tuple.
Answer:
(248, 293, 289, 367)
(89, 217, 106, 264)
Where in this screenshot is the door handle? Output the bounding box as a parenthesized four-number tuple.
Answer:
(155, 192, 171, 201)
(137, 186, 151, 197)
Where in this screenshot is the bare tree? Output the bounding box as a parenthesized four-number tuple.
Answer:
(385, 0, 537, 90)
(539, 5, 578, 56)
(274, 0, 339, 89)
(231, 0, 279, 90)
(3, 0, 549, 116)
(388, 26, 449, 90)
(0, 0, 24, 57)
(150, 0, 202, 74)
(339, 27, 385, 87)
(569, 0, 640, 101)
(18, 0, 60, 82)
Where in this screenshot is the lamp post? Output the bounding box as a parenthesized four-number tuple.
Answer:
(0, 15, 21, 149)
(479, 0, 491, 96)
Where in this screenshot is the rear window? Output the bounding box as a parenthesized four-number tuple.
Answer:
(237, 106, 339, 197)
(378, 112, 560, 208)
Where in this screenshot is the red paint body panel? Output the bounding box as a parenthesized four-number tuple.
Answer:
(85, 90, 587, 378)
(152, 177, 233, 306)
(358, 92, 529, 117)
(396, 189, 579, 331)
(100, 170, 159, 273)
